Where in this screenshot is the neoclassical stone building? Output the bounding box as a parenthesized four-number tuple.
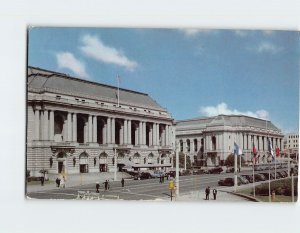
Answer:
(27, 67, 175, 177)
(175, 115, 284, 167)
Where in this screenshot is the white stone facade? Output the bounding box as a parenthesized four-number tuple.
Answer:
(175, 115, 284, 167)
(27, 67, 175, 177)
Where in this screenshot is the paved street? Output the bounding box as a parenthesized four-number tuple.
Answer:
(26, 168, 289, 201)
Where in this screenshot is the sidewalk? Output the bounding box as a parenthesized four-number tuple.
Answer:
(26, 172, 132, 193)
(176, 189, 251, 202)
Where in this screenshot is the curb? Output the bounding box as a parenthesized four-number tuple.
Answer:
(219, 190, 260, 202)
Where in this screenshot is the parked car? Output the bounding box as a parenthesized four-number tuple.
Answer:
(226, 167, 234, 173)
(254, 174, 266, 182)
(260, 173, 275, 180)
(239, 176, 249, 184)
(208, 167, 223, 174)
(276, 172, 283, 178)
(280, 171, 287, 178)
(181, 169, 192, 176)
(218, 177, 242, 186)
(241, 175, 253, 183)
(166, 170, 176, 178)
(192, 169, 204, 175)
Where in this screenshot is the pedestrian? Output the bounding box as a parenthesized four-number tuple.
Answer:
(55, 177, 60, 187)
(40, 176, 45, 186)
(107, 180, 110, 190)
(121, 178, 125, 187)
(103, 180, 108, 191)
(60, 176, 65, 188)
(205, 186, 210, 200)
(96, 182, 100, 193)
(162, 175, 165, 183)
(159, 175, 162, 183)
(213, 189, 217, 200)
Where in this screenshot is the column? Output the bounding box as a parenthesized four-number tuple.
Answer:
(72, 113, 77, 142)
(49, 110, 54, 141)
(43, 110, 49, 140)
(247, 134, 251, 150)
(259, 136, 263, 152)
(124, 119, 128, 144)
(166, 125, 169, 146)
(157, 124, 160, 146)
(34, 109, 40, 140)
(111, 118, 115, 144)
(183, 140, 187, 153)
(107, 118, 111, 144)
(127, 120, 131, 145)
(139, 121, 143, 145)
(88, 115, 92, 142)
(135, 124, 139, 145)
(120, 124, 124, 145)
(143, 121, 146, 145)
(153, 123, 157, 146)
(149, 126, 153, 146)
(103, 121, 107, 144)
(93, 115, 97, 143)
(190, 140, 194, 153)
(280, 139, 283, 150)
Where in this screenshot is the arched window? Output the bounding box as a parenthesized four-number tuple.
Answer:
(79, 152, 89, 173)
(133, 153, 140, 164)
(148, 153, 154, 164)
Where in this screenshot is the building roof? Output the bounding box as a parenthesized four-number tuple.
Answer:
(176, 114, 281, 132)
(27, 66, 165, 111)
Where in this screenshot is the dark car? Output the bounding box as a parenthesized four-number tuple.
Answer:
(226, 167, 234, 173)
(208, 167, 223, 174)
(254, 174, 266, 182)
(260, 173, 275, 180)
(241, 175, 253, 183)
(192, 169, 204, 175)
(218, 177, 242, 186)
(140, 172, 152, 180)
(181, 170, 192, 176)
(276, 172, 283, 178)
(166, 170, 176, 178)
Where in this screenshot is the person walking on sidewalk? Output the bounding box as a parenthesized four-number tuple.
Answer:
(121, 178, 125, 187)
(56, 177, 60, 188)
(60, 176, 65, 188)
(205, 186, 210, 200)
(104, 180, 108, 191)
(96, 182, 100, 193)
(213, 189, 217, 200)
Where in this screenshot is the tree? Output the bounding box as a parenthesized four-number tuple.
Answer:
(225, 153, 245, 167)
(173, 152, 192, 169)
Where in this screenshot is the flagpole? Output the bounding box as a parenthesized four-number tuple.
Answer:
(117, 74, 120, 107)
(252, 138, 255, 198)
(234, 148, 237, 192)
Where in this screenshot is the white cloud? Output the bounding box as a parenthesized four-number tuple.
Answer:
(255, 41, 282, 54)
(179, 28, 217, 37)
(199, 102, 269, 120)
(80, 34, 138, 71)
(56, 52, 89, 79)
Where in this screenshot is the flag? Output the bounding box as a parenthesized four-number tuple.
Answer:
(234, 142, 242, 156)
(252, 141, 257, 156)
(268, 138, 274, 157)
(275, 145, 280, 157)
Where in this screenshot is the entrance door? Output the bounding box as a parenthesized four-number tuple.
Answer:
(58, 162, 64, 173)
(80, 164, 88, 173)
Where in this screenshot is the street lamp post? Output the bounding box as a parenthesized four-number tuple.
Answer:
(291, 163, 295, 202)
(267, 155, 272, 202)
(114, 148, 117, 181)
(175, 145, 179, 197)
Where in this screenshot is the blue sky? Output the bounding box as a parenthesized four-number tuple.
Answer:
(28, 27, 299, 133)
